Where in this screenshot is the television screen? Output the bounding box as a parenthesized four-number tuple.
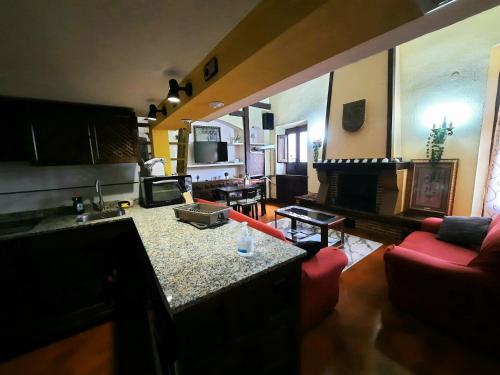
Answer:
(194, 142, 228, 163)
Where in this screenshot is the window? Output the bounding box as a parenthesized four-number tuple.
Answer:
(277, 124, 308, 175)
(287, 133, 296, 162)
(299, 131, 307, 163)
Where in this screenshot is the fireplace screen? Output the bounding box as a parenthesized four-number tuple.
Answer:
(337, 174, 378, 212)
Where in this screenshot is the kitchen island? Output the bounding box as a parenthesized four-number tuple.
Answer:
(0, 204, 306, 374)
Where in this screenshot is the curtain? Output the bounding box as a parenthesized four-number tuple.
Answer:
(483, 106, 500, 217)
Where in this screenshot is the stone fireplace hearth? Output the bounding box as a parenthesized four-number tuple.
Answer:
(314, 159, 410, 216)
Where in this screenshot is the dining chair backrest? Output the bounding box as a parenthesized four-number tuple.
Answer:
(243, 188, 258, 200)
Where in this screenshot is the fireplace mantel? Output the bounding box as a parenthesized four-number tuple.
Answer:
(313, 159, 410, 172)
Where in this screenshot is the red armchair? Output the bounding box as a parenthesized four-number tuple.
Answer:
(195, 198, 348, 332)
(384, 216, 500, 353)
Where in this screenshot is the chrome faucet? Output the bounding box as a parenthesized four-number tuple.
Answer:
(94, 179, 105, 211)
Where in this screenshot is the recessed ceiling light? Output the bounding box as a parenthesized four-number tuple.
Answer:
(209, 101, 225, 109)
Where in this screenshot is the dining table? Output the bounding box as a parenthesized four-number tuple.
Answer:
(215, 183, 267, 216)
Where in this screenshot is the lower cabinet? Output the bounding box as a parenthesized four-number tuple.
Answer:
(276, 174, 308, 204)
(173, 261, 302, 375)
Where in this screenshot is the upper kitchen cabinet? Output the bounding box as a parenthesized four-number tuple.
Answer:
(0, 98, 32, 161)
(0, 97, 138, 165)
(30, 107, 94, 165)
(91, 113, 138, 164)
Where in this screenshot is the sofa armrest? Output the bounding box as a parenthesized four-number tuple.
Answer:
(384, 245, 495, 286)
(302, 247, 348, 277)
(421, 217, 443, 233)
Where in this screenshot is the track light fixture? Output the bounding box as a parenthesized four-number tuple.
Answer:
(167, 79, 192, 103)
(147, 104, 167, 120)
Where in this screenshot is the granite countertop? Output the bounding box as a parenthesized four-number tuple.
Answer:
(0, 204, 305, 314)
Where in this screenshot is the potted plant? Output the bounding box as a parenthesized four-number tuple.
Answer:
(312, 139, 322, 162)
(426, 117, 454, 164)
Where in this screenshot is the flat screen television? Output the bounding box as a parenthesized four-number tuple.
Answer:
(194, 142, 228, 163)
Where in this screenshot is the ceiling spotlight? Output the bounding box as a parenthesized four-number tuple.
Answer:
(208, 101, 225, 109)
(167, 79, 193, 103)
(147, 104, 166, 120)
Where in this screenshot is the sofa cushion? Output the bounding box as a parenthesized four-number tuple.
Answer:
(436, 216, 491, 248)
(399, 231, 478, 266)
(469, 215, 500, 271)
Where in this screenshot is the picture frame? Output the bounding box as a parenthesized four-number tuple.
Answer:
(408, 159, 458, 216)
(193, 126, 221, 142)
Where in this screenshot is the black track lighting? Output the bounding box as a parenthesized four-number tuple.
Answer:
(167, 79, 192, 104)
(147, 104, 167, 120)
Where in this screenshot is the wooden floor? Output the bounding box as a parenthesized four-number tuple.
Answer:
(260, 202, 500, 375)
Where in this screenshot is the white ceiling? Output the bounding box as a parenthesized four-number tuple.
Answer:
(0, 0, 260, 115)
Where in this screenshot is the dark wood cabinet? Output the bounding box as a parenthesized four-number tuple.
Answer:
(0, 97, 138, 165)
(276, 174, 308, 204)
(0, 98, 32, 161)
(92, 114, 138, 164)
(31, 109, 94, 165)
(174, 261, 301, 375)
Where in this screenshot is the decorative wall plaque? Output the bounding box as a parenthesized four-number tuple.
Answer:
(342, 99, 366, 132)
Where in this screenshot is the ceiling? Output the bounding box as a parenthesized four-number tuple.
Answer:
(0, 0, 260, 116)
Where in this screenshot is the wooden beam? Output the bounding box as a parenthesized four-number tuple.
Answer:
(250, 102, 271, 110)
(386, 48, 395, 159)
(150, 127, 171, 176)
(153, 0, 424, 130)
(229, 110, 245, 117)
(242, 107, 250, 176)
(322, 72, 334, 161)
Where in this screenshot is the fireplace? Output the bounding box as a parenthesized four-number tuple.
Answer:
(313, 159, 409, 216)
(337, 174, 378, 212)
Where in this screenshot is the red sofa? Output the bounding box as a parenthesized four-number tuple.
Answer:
(195, 198, 348, 332)
(384, 216, 500, 353)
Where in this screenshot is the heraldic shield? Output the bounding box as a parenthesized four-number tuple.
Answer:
(342, 99, 366, 132)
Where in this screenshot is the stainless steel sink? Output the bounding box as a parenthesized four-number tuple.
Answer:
(76, 208, 126, 223)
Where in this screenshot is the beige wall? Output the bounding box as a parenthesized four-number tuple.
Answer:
(398, 6, 500, 216)
(270, 75, 330, 193)
(325, 51, 388, 159)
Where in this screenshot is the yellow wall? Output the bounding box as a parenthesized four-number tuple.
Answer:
(398, 7, 500, 215)
(325, 52, 388, 159)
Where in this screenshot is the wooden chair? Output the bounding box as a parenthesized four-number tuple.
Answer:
(236, 188, 259, 219)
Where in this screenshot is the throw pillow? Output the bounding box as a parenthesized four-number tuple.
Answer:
(437, 216, 492, 249)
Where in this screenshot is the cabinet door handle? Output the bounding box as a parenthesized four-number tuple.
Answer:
(30, 123, 39, 161)
(88, 124, 95, 164)
(93, 123, 100, 160)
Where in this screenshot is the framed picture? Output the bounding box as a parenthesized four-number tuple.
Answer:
(193, 126, 221, 142)
(408, 159, 458, 216)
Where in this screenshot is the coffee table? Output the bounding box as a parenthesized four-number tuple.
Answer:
(274, 205, 345, 248)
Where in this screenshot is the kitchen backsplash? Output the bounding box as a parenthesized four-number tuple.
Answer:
(0, 162, 140, 214)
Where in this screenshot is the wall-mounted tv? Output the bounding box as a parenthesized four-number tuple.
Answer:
(193, 142, 228, 163)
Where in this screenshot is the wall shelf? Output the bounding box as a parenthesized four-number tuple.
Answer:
(187, 162, 244, 168)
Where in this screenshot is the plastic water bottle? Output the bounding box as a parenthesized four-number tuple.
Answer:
(237, 222, 254, 257)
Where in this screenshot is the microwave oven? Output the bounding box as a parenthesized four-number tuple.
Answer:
(140, 175, 192, 208)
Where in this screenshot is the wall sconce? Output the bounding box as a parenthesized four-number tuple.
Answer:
(167, 79, 193, 103)
(147, 104, 167, 120)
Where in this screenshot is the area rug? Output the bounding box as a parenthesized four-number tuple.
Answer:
(269, 218, 383, 270)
